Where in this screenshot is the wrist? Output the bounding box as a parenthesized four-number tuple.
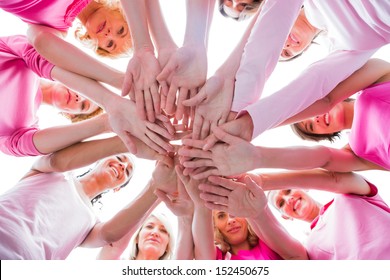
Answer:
(236, 113, 254, 141)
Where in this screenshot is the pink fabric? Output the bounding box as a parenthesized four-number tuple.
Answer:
(0, 35, 55, 156)
(233, 0, 389, 139)
(349, 81, 390, 170)
(215, 240, 283, 260)
(306, 182, 390, 259)
(0, 0, 91, 32)
(0, 172, 97, 259)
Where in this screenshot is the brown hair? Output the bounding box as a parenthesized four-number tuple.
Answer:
(290, 98, 355, 142)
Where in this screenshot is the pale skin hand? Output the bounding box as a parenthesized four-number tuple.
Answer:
(157, 44, 208, 120)
(199, 176, 267, 219)
(155, 173, 194, 218)
(122, 49, 162, 122)
(178, 126, 258, 179)
(183, 74, 235, 140)
(104, 95, 174, 155)
(150, 156, 179, 195)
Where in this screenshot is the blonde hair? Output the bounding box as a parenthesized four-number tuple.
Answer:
(128, 213, 175, 260)
(213, 218, 259, 254)
(61, 106, 104, 123)
(74, 0, 132, 58)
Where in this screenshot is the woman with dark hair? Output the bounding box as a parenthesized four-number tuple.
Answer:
(179, 59, 390, 177)
(0, 132, 176, 259)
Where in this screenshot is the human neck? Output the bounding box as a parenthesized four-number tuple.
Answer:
(135, 251, 160, 260)
(77, 1, 101, 25)
(39, 80, 54, 106)
(78, 175, 101, 200)
(304, 202, 322, 223)
(343, 101, 355, 129)
(230, 240, 251, 255)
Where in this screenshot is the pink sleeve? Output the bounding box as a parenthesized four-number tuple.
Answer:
(0, 35, 54, 80)
(0, 127, 43, 157)
(231, 0, 304, 112)
(241, 49, 377, 139)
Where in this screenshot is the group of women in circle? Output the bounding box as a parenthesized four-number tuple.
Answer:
(0, 0, 389, 260)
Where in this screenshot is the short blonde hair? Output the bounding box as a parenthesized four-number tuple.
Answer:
(128, 213, 175, 260)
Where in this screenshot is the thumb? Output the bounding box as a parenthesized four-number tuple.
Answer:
(212, 126, 240, 145)
(157, 59, 178, 82)
(244, 176, 263, 194)
(119, 131, 137, 154)
(121, 72, 133, 97)
(175, 165, 189, 186)
(182, 89, 207, 107)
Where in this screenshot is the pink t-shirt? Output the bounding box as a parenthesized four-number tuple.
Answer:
(0, 172, 97, 259)
(307, 182, 390, 259)
(215, 240, 283, 260)
(0, 35, 54, 156)
(0, 0, 91, 31)
(233, 0, 389, 139)
(349, 81, 390, 170)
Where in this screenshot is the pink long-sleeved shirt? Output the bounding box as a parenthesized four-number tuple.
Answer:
(233, 0, 390, 138)
(0, 35, 54, 156)
(0, 0, 90, 32)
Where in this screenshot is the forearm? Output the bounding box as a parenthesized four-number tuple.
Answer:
(259, 169, 370, 195)
(27, 25, 123, 88)
(145, 0, 176, 51)
(244, 49, 377, 138)
(173, 216, 194, 260)
(253, 145, 365, 172)
(248, 207, 308, 260)
(193, 207, 215, 260)
(32, 135, 127, 173)
(121, 0, 154, 52)
(280, 58, 390, 126)
(184, 0, 214, 47)
(231, 0, 303, 112)
(51, 66, 123, 110)
(32, 114, 109, 154)
(83, 183, 160, 247)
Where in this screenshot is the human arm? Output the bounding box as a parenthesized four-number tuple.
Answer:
(155, 172, 194, 260)
(179, 127, 382, 179)
(27, 24, 124, 89)
(231, 0, 303, 112)
(176, 166, 215, 260)
(280, 58, 390, 126)
(157, 0, 214, 120)
(120, 0, 161, 122)
(51, 66, 174, 154)
(82, 157, 178, 248)
(199, 176, 308, 260)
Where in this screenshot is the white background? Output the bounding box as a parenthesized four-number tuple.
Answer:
(0, 0, 390, 262)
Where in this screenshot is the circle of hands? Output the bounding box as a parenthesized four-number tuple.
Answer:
(113, 47, 267, 217)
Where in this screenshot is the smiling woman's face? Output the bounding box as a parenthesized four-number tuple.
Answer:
(84, 7, 131, 55)
(213, 211, 248, 246)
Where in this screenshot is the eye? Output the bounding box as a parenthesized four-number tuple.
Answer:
(118, 26, 125, 35)
(278, 199, 285, 208)
(160, 227, 168, 234)
(107, 40, 114, 48)
(217, 212, 226, 219)
(285, 189, 291, 195)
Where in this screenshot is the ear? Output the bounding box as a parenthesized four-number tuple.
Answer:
(282, 214, 293, 220)
(113, 187, 121, 193)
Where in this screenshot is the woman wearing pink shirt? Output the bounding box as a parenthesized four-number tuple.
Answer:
(174, 166, 283, 260)
(0, 35, 174, 157)
(199, 171, 390, 259)
(178, 59, 390, 178)
(186, 0, 389, 142)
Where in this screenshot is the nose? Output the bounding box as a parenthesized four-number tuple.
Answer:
(227, 216, 236, 225)
(150, 228, 160, 237)
(104, 28, 111, 37)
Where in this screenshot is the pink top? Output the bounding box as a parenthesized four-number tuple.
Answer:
(0, 35, 54, 156)
(0, 172, 97, 259)
(306, 182, 390, 259)
(0, 0, 91, 31)
(349, 81, 390, 170)
(233, 0, 390, 138)
(215, 240, 282, 260)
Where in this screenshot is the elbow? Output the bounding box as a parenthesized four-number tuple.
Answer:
(27, 26, 50, 53)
